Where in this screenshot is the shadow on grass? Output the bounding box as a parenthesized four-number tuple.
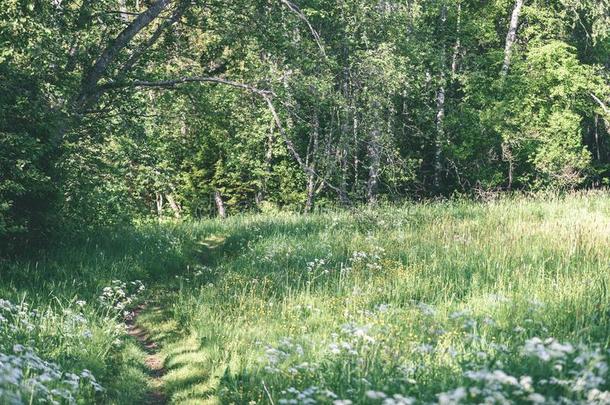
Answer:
(157, 331, 221, 403)
(190, 216, 329, 266)
(135, 300, 222, 403)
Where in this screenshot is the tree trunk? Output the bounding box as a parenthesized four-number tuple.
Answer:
(451, 1, 462, 78)
(433, 84, 445, 191)
(433, 5, 447, 192)
(339, 148, 351, 206)
(155, 192, 163, 217)
(352, 112, 359, 194)
(257, 118, 276, 205)
(304, 174, 316, 212)
(594, 114, 601, 161)
(76, 0, 172, 110)
(502, 141, 515, 190)
(304, 113, 320, 213)
(366, 99, 382, 204)
(214, 190, 226, 219)
(499, 0, 525, 186)
(337, 40, 353, 206)
(501, 0, 524, 76)
(166, 194, 181, 218)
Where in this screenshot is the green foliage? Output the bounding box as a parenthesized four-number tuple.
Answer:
(0, 133, 50, 241)
(0, 222, 198, 403)
(1, 3, 609, 402)
(0, 60, 57, 251)
(490, 41, 605, 188)
(530, 110, 591, 187)
(0, 0, 609, 243)
(57, 137, 144, 228)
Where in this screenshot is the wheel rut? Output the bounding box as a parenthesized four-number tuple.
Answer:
(126, 304, 167, 405)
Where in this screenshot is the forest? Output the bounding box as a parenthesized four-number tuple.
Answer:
(1, 0, 610, 241)
(1, 0, 610, 404)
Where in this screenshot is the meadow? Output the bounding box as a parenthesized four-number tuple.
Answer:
(1, 192, 609, 404)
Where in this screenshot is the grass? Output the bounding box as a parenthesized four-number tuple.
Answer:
(1, 192, 610, 403)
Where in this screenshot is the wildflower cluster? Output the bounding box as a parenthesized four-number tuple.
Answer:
(306, 259, 329, 275)
(348, 246, 384, 271)
(262, 338, 313, 375)
(259, 293, 610, 405)
(278, 386, 341, 405)
(0, 299, 36, 348)
(0, 342, 103, 404)
(305, 258, 332, 285)
(0, 299, 100, 352)
(191, 264, 212, 278)
(435, 336, 610, 404)
(365, 391, 414, 404)
(0, 290, 144, 403)
(99, 279, 145, 318)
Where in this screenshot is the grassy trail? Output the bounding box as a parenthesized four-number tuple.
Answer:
(127, 304, 168, 404)
(131, 236, 230, 403)
(134, 292, 221, 404)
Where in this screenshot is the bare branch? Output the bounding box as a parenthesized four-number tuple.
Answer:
(591, 92, 610, 116)
(101, 74, 342, 194)
(126, 76, 274, 96)
(261, 94, 343, 195)
(280, 0, 327, 59)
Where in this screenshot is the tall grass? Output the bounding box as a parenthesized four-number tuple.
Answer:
(143, 192, 610, 403)
(0, 224, 194, 403)
(1, 192, 609, 403)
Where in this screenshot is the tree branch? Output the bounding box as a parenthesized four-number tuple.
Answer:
(261, 94, 343, 195)
(591, 92, 610, 116)
(91, 10, 143, 18)
(123, 76, 274, 96)
(115, 74, 342, 195)
(118, 1, 188, 76)
(76, 0, 173, 110)
(280, 0, 327, 59)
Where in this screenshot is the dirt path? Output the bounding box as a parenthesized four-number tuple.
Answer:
(126, 305, 167, 405)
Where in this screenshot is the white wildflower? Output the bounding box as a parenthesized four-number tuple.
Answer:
(527, 393, 546, 403)
(366, 390, 387, 400)
(438, 387, 467, 404)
